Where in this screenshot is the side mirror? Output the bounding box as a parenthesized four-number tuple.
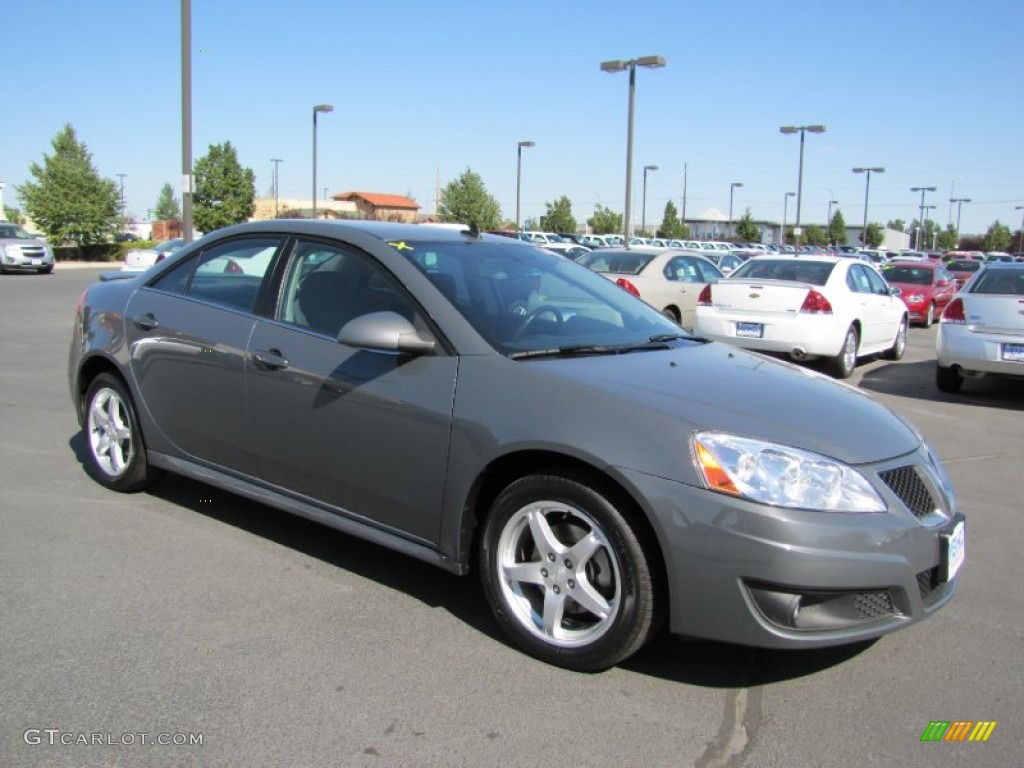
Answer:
(338, 311, 435, 355)
(937, 278, 949, 287)
(889, 286, 902, 297)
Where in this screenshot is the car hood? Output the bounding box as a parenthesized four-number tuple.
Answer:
(526, 341, 920, 466)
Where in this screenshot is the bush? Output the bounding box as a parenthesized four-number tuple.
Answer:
(53, 243, 124, 262)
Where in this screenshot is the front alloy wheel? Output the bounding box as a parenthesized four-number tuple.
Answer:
(83, 373, 160, 492)
(480, 474, 659, 671)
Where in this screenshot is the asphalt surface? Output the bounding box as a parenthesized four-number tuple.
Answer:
(1, 266, 1021, 767)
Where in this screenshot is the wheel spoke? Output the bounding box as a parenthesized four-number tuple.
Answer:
(566, 531, 602, 566)
(90, 399, 110, 430)
(526, 508, 563, 557)
(502, 560, 546, 587)
(572, 578, 613, 619)
(542, 587, 567, 637)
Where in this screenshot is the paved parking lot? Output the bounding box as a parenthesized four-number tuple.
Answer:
(1, 266, 1021, 767)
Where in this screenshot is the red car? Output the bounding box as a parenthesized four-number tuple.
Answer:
(945, 258, 983, 288)
(882, 261, 958, 327)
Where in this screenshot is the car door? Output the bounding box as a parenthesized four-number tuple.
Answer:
(661, 255, 723, 330)
(934, 268, 957, 310)
(860, 264, 904, 349)
(245, 238, 458, 544)
(124, 236, 283, 474)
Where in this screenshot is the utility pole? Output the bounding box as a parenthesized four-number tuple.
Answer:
(681, 162, 688, 234)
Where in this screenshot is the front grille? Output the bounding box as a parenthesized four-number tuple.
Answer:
(14, 246, 45, 258)
(879, 465, 937, 519)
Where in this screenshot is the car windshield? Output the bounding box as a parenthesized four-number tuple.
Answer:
(576, 251, 656, 275)
(397, 240, 684, 357)
(948, 260, 980, 272)
(883, 266, 933, 284)
(729, 258, 836, 285)
(0, 224, 34, 239)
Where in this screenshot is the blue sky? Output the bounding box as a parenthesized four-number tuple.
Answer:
(3, 0, 1022, 237)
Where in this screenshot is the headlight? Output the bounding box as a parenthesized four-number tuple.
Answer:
(692, 432, 886, 512)
(905, 293, 925, 303)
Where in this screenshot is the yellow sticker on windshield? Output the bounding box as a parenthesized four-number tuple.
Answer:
(388, 241, 414, 252)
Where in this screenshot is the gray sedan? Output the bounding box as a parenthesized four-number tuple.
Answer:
(68, 220, 964, 670)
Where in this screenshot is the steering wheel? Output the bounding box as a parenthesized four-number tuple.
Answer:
(511, 305, 564, 339)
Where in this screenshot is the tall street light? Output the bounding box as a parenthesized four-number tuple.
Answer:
(600, 55, 667, 249)
(852, 166, 884, 244)
(116, 173, 127, 216)
(312, 104, 334, 219)
(910, 186, 937, 250)
(729, 182, 744, 237)
(922, 205, 937, 249)
(951, 197, 970, 246)
(781, 191, 795, 247)
(1016, 206, 1024, 253)
(181, 0, 193, 243)
(271, 158, 283, 218)
(642, 164, 658, 236)
(515, 140, 535, 231)
(779, 124, 826, 248)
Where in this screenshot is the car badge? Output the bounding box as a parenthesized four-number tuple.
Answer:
(749, 292, 761, 299)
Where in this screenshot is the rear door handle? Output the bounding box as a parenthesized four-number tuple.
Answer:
(132, 313, 159, 331)
(252, 348, 289, 370)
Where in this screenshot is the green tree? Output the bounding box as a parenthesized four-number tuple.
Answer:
(735, 208, 760, 242)
(438, 168, 501, 230)
(153, 182, 181, 220)
(3, 207, 25, 225)
(982, 220, 1012, 252)
(936, 224, 958, 251)
(827, 209, 847, 245)
(886, 219, 906, 233)
(802, 224, 827, 246)
(192, 141, 255, 233)
(657, 201, 685, 239)
(17, 123, 119, 246)
(862, 222, 884, 248)
(587, 205, 622, 235)
(541, 196, 576, 233)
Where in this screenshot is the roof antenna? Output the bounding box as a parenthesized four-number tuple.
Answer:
(462, 221, 481, 239)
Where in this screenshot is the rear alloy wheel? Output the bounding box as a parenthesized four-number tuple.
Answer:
(922, 302, 935, 328)
(827, 325, 859, 379)
(883, 317, 908, 361)
(83, 373, 161, 492)
(480, 474, 658, 671)
(935, 363, 964, 393)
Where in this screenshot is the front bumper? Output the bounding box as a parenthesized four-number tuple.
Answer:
(617, 447, 962, 649)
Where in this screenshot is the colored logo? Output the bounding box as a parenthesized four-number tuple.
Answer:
(921, 721, 997, 742)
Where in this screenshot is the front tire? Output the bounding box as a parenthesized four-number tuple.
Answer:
(827, 325, 859, 379)
(83, 373, 161, 492)
(922, 302, 935, 328)
(479, 474, 659, 671)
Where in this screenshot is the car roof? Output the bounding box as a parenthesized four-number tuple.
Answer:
(206, 219, 523, 245)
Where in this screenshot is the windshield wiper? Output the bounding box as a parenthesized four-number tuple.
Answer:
(508, 345, 621, 360)
(649, 332, 711, 344)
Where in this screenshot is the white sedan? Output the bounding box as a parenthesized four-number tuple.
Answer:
(693, 255, 908, 378)
(577, 248, 723, 329)
(121, 238, 185, 272)
(935, 263, 1024, 392)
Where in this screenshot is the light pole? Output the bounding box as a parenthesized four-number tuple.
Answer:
(181, 0, 193, 243)
(116, 173, 127, 221)
(642, 164, 658, 236)
(826, 198, 839, 245)
(1016, 206, 1024, 253)
(951, 197, 970, 246)
(601, 55, 667, 248)
(312, 104, 334, 219)
(922, 204, 937, 251)
(779, 124, 826, 248)
(782, 191, 795, 247)
(729, 182, 743, 237)
(910, 186, 937, 250)
(271, 158, 282, 218)
(852, 166, 884, 244)
(0, 181, 5, 212)
(515, 140, 535, 231)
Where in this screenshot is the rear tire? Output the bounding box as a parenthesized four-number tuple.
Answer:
(922, 302, 935, 328)
(827, 325, 859, 379)
(83, 373, 162, 492)
(479, 474, 659, 671)
(935, 363, 963, 393)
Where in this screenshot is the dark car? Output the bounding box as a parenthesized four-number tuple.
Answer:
(69, 220, 964, 670)
(882, 261, 958, 327)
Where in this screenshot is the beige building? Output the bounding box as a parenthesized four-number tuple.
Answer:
(250, 197, 358, 221)
(332, 192, 421, 222)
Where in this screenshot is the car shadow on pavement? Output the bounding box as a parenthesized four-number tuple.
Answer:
(66, 430, 879, 687)
(858, 360, 1024, 410)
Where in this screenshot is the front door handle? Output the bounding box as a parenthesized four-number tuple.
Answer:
(132, 313, 159, 331)
(252, 348, 289, 370)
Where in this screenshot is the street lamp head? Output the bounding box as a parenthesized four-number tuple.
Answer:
(830, 199, 839, 205)
(635, 55, 666, 68)
(779, 126, 798, 135)
(518, 140, 535, 148)
(732, 182, 744, 188)
(600, 59, 628, 72)
(313, 104, 334, 114)
(786, 191, 796, 198)
(644, 164, 658, 172)
(911, 186, 937, 192)
(806, 125, 826, 133)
